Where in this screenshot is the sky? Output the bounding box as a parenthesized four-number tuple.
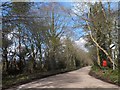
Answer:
(75, 37, 88, 52)
(2, 1, 119, 52)
(0, 0, 119, 2)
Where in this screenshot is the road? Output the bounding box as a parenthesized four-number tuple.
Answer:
(8, 66, 119, 89)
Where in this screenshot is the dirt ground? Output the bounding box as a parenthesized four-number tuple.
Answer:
(7, 66, 119, 90)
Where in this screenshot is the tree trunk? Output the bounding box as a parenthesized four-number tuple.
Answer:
(86, 21, 115, 66)
(89, 32, 114, 65)
(96, 47, 101, 66)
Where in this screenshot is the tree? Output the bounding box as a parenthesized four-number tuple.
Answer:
(2, 2, 32, 74)
(72, 2, 118, 68)
(37, 2, 71, 70)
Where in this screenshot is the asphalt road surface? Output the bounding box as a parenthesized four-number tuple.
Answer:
(7, 66, 119, 90)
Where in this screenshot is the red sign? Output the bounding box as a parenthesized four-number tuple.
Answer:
(102, 60, 107, 67)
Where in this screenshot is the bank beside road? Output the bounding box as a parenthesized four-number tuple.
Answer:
(89, 65, 120, 86)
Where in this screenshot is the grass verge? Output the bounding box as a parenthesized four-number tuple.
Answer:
(89, 65, 120, 86)
(2, 67, 81, 89)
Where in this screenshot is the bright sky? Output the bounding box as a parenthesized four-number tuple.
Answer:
(2, 1, 118, 52)
(75, 37, 88, 52)
(0, 0, 119, 2)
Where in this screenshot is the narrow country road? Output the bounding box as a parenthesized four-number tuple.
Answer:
(8, 66, 119, 89)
